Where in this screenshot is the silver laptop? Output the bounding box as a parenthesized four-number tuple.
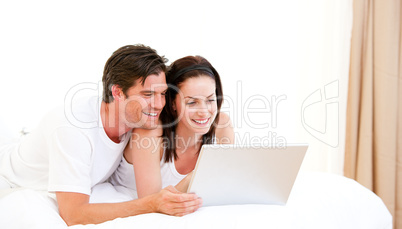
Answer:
(187, 144, 308, 206)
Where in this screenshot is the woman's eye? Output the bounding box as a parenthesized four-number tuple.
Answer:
(186, 101, 196, 105)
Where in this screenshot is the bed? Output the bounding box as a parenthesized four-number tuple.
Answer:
(0, 172, 392, 229)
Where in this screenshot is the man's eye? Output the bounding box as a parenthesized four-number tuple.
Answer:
(143, 93, 152, 97)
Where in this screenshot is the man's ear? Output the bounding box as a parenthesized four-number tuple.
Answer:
(111, 85, 124, 100)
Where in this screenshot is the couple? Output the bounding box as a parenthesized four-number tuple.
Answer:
(0, 44, 234, 226)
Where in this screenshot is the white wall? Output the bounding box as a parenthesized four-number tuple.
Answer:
(0, 0, 352, 174)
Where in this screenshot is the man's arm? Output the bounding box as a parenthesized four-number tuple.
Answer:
(57, 186, 202, 226)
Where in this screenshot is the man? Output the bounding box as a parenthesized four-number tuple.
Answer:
(0, 44, 202, 225)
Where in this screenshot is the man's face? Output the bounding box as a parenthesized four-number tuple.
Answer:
(121, 72, 167, 129)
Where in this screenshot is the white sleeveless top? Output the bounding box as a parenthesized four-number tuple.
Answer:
(110, 148, 186, 191)
(160, 149, 188, 189)
(110, 136, 216, 192)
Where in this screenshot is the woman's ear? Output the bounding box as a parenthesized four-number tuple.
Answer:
(172, 101, 177, 111)
(111, 85, 124, 101)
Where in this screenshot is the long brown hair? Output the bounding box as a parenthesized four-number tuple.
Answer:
(161, 56, 223, 162)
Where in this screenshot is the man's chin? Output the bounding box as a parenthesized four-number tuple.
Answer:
(141, 125, 158, 130)
(126, 118, 159, 129)
(138, 120, 160, 130)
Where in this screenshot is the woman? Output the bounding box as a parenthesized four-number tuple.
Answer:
(112, 55, 234, 198)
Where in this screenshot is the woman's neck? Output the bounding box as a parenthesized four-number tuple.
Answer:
(175, 123, 203, 155)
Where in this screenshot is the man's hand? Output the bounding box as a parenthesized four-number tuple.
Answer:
(148, 185, 202, 216)
(56, 186, 202, 226)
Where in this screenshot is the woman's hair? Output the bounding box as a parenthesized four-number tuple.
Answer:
(102, 44, 167, 103)
(161, 56, 223, 163)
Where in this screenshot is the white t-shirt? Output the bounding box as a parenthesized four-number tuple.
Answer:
(0, 96, 129, 195)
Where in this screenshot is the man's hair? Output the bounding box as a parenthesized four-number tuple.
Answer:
(102, 44, 167, 103)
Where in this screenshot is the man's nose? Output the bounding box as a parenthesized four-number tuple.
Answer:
(152, 94, 165, 110)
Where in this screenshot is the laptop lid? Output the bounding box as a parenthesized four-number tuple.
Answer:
(187, 144, 308, 206)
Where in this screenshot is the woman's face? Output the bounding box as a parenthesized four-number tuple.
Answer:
(174, 75, 218, 136)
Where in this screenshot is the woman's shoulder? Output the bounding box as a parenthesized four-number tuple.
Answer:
(215, 112, 235, 144)
(217, 112, 233, 129)
(218, 112, 231, 124)
(126, 122, 164, 162)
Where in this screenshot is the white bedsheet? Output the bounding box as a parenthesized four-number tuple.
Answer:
(0, 172, 392, 229)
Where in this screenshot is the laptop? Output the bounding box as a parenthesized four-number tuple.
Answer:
(187, 144, 308, 206)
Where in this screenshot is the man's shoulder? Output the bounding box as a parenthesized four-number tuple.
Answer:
(30, 96, 100, 135)
(59, 96, 101, 129)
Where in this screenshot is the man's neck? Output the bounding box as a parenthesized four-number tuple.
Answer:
(100, 101, 131, 143)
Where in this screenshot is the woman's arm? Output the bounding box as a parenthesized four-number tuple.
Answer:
(215, 112, 235, 144)
(125, 126, 164, 198)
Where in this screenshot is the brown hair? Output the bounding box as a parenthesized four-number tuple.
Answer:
(161, 56, 223, 162)
(102, 44, 167, 103)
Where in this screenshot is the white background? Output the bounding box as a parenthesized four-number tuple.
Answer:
(0, 0, 352, 174)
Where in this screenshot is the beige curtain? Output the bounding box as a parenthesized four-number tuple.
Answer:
(344, 0, 401, 228)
